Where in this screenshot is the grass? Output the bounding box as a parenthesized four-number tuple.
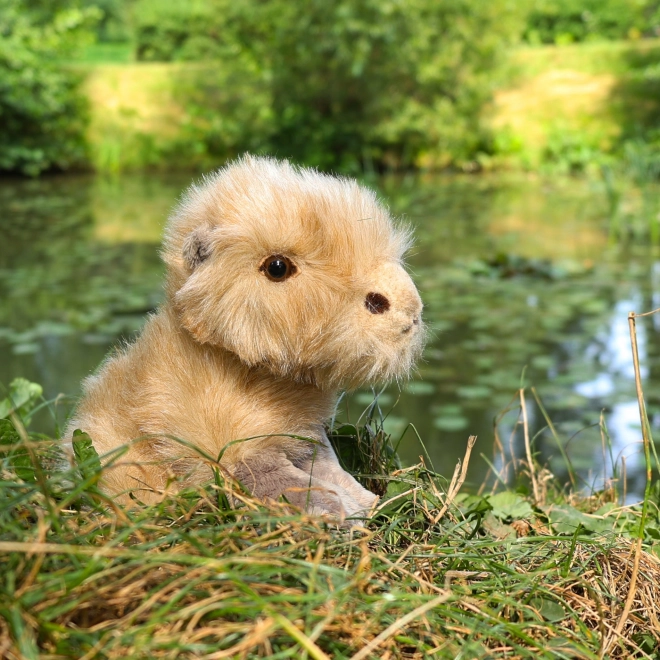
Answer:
(2, 313, 660, 658)
(80, 60, 270, 174)
(1, 402, 660, 657)
(488, 39, 660, 171)
(501, 39, 660, 81)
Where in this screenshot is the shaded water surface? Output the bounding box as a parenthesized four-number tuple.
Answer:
(1, 171, 658, 497)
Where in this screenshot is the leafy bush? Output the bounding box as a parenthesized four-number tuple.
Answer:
(0, 0, 97, 175)
(253, 0, 527, 171)
(131, 0, 525, 171)
(524, 0, 654, 44)
(132, 0, 233, 62)
(82, 0, 131, 43)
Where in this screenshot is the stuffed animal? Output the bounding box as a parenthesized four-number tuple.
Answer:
(64, 156, 424, 520)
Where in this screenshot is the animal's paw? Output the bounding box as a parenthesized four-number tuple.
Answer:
(354, 488, 379, 513)
(302, 458, 379, 514)
(283, 484, 350, 517)
(284, 484, 372, 527)
(230, 454, 376, 526)
(349, 485, 379, 512)
(320, 487, 377, 527)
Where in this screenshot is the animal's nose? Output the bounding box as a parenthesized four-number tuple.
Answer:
(365, 292, 390, 314)
(402, 316, 421, 334)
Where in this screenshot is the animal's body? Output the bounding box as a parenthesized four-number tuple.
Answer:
(65, 156, 423, 519)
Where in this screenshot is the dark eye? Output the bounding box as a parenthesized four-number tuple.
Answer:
(260, 255, 297, 282)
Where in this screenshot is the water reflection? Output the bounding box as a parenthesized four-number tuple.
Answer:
(1, 171, 658, 498)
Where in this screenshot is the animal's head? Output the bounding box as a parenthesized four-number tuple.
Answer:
(163, 156, 424, 390)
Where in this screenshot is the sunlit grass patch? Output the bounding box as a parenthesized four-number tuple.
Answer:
(81, 61, 272, 174)
(489, 39, 660, 173)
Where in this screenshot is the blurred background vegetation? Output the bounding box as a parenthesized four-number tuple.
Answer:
(5, 0, 660, 494)
(5, 0, 660, 175)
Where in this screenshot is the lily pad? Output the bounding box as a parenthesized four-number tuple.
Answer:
(456, 385, 492, 400)
(353, 392, 393, 407)
(433, 415, 469, 432)
(404, 381, 435, 395)
(12, 343, 40, 355)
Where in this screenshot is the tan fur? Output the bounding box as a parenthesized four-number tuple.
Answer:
(64, 156, 424, 519)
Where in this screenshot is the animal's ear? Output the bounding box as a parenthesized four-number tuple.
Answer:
(182, 228, 213, 271)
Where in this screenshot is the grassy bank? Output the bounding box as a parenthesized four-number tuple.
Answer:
(1, 378, 660, 659)
(77, 39, 660, 174)
(82, 61, 271, 174)
(489, 40, 660, 171)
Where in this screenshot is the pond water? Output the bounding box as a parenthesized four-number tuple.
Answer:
(1, 170, 659, 499)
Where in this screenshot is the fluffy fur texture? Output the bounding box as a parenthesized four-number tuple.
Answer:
(64, 156, 424, 519)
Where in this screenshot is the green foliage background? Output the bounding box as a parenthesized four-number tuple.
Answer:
(5, 0, 660, 175)
(524, 0, 660, 44)
(0, 0, 99, 175)
(131, 0, 525, 171)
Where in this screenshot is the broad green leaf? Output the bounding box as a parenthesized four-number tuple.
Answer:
(0, 419, 34, 482)
(482, 512, 516, 540)
(383, 480, 412, 499)
(489, 491, 533, 520)
(530, 597, 566, 623)
(545, 505, 611, 535)
(0, 378, 43, 420)
(457, 494, 493, 519)
(72, 429, 102, 481)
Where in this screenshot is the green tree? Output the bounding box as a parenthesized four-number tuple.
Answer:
(242, 0, 524, 170)
(83, 0, 132, 43)
(132, 0, 232, 61)
(524, 0, 653, 44)
(132, 0, 525, 171)
(0, 0, 98, 175)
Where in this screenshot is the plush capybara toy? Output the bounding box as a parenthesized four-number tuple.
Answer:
(65, 156, 424, 519)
